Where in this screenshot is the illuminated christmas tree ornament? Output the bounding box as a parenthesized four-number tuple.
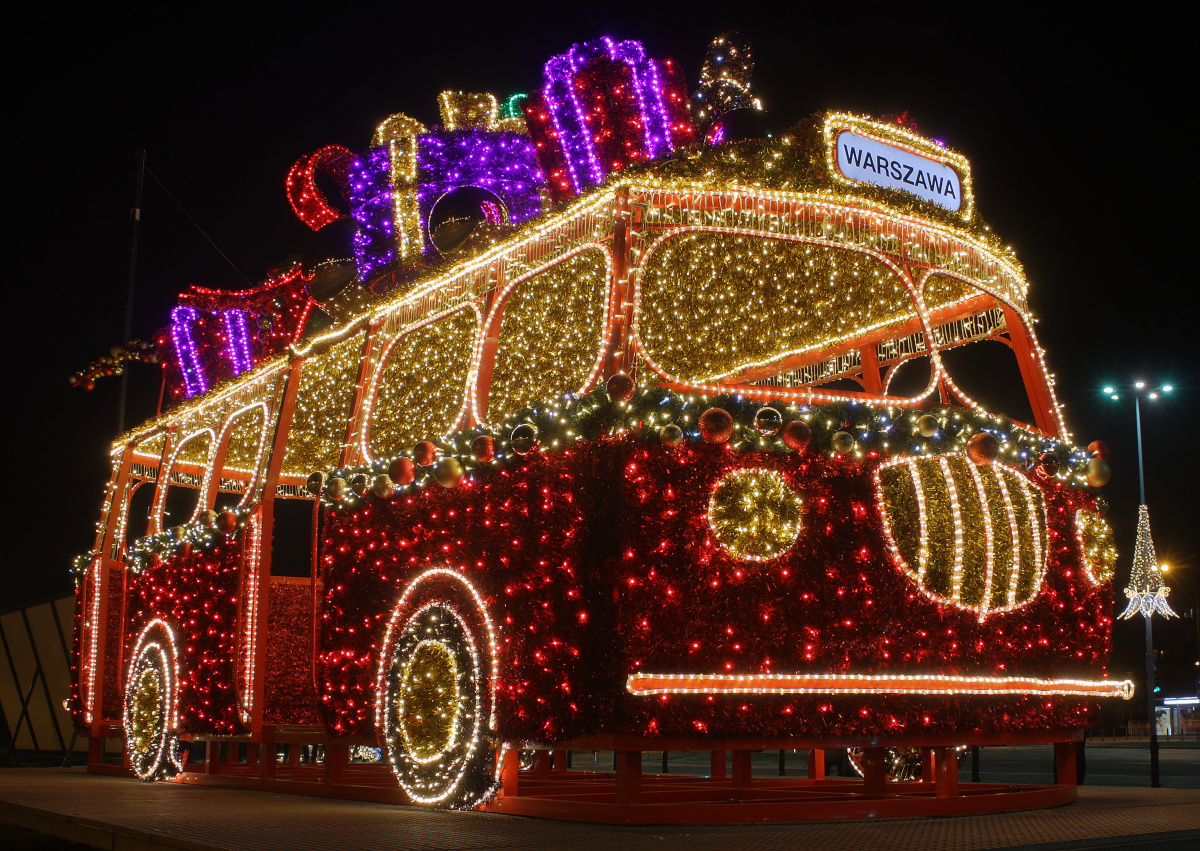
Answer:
(1119, 506, 1177, 619)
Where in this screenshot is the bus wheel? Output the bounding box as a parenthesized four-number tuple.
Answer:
(124, 621, 183, 781)
(378, 569, 496, 807)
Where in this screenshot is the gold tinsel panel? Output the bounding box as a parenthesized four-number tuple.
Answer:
(922, 273, 977, 313)
(367, 307, 478, 461)
(282, 331, 367, 476)
(222, 404, 267, 473)
(485, 248, 609, 421)
(877, 455, 1047, 617)
(638, 233, 913, 383)
(174, 430, 212, 466)
(133, 431, 166, 461)
(1075, 509, 1117, 586)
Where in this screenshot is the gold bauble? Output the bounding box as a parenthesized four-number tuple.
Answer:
(1085, 458, 1111, 487)
(433, 457, 464, 488)
(917, 414, 940, 437)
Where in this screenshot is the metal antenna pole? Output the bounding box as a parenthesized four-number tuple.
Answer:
(118, 150, 147, 436)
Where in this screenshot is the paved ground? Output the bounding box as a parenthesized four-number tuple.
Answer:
(572, 744, 1200, 789)
(2, 767, 1199, 851)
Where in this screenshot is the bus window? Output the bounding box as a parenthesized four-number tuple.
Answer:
(271, 498, 319, 578)
(124, 481, 156, 547)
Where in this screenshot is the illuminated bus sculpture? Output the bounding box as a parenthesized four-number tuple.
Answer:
(71, 36, 1128, 822)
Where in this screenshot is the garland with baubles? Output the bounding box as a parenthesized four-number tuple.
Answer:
(314, 375, 1112, 513)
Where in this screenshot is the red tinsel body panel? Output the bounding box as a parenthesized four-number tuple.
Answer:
(101, 569, 127, 721)
(316, 437, 1112, 745)
(126, 541, 246, 735)
(263, 580, 322, 725)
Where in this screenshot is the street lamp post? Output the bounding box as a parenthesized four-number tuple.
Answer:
(1109, 381, 1176, 788)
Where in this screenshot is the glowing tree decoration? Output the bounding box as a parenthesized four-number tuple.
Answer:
(1119, 506, 1176, 619)
(526, 37, 693, 201)
(692, 31, 760, 127)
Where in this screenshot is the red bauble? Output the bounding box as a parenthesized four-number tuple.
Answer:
(781, 420, 812, 451)
(388, 457, 416, 486)
(606, 373, 635, 403)
(216, 511, 238, 534)
(698, 408, 734, 444)
(966, 432, 1000, 465)
(1088, 440, 1111, 460)
(413, 440, 439, 466)
(472, 435, 496, 463)
(1037, 452, 1059, 477)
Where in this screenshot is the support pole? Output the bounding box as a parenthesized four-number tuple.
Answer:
(1053, 741, 1077, 789)
(934, 747, 958, 798)
(862, 748, 887, 795)
(118, 150, 146, 436)
(1135, 395, 1161, 789)
(500, 748, 519, 797)
(205, 741, 220, 775)
(614, 750, 642, 806)
(806, 748, 824, 780)
(324, 743, 347, 785)
(921, 747, 936, 784)
(731, 751, 752, 788)
(709, 749, 726, 780)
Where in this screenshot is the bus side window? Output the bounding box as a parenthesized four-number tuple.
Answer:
(162, 480, 201, 528)
(160, 432, 212, 529)
(271, 498, 319, 578)
(125, 481, 156, 546)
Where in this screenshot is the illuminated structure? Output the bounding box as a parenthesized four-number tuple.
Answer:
(71, 35, 1130, 822)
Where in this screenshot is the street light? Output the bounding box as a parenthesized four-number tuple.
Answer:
(1110, 381, 1176, 788)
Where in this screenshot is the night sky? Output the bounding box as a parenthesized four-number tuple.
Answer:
(12, 4, 1195, 692)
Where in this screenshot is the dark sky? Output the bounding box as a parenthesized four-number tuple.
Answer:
(11, 4, 1195, 683)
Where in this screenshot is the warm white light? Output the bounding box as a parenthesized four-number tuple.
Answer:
(1135, 381, 1145, 388)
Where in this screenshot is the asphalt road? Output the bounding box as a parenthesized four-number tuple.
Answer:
(569, 743, 1200, 789)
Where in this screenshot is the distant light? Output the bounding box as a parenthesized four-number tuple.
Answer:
(1103, 386, 1115, 394)
(1149, 392, 1159, 400)
(1136, 381, 1146, 389)
(1162, 385, 1173, 392)
(1110, 394, 1119, 400)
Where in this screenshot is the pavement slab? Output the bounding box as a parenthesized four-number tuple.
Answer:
(2, 768, 1198, 851)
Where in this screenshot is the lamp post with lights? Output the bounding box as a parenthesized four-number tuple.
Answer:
(1107, 381, 1175, 787)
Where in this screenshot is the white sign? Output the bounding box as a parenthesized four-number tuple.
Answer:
(835, 130, 962, 212)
